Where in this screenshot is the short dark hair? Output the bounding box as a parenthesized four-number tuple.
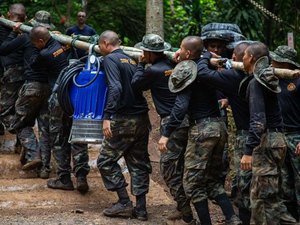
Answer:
(99, 30, 121, 46)
(182, 36, 203, 59)
(246, 42, 269, 62)
(233, 42, 251, 61)
(30, 26, 51, 42)
(9, 3, 26, 22)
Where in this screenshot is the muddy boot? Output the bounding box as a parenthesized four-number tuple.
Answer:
(47, 174, 74, 190)
(103, 201, 133, 217)
(22, 158, 42, 171)
(225, 215, 242, 225)
(76, 170, 89, 194)
(132, 207, 148, 221)
(38, 167, 50, 179)
(167, 208, 183, 221)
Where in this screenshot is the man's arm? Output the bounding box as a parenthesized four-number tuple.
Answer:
(159, 87, 191, 152)
(197, 51, 239, 93)
(241, 80, 266, 170)
(0, 31, 27, 55)
(102, 56, 122, 120)
(131, 62, 154, 92)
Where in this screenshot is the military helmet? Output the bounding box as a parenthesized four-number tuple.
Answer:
(135, 34, 171, 52)
(29, 10, 55, 30)
(270, 45, 300, 68)
(201, 23, 246, 48)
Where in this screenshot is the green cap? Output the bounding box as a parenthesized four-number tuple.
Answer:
(29, 10, 55, 30)
(168, 60, 197, 93)
(270, 45, 300, 68)
(135, 34, 171, 52)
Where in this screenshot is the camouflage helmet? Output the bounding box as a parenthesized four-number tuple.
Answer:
(168, 60, 197, 93)
(135, 34, 171, 52)
(201, 23, 246, 48)
(270, 45, 300, 68)
(29, 10, 55, 30)
(253, 56, 281, 93)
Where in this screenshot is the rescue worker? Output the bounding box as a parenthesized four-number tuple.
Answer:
(132, 34, 196, 225)
(159, 36, 241, 225)
(197, 41, 252, 224)
(0, 4, 38, 168)
(32, 25, 92, 192)
(96, 30, 151, 221)
(240, 42, 297, 225)
(271, 45, 300, 221)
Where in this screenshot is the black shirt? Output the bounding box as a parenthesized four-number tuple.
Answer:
(30, 37, 69, 87)
(245, 77, 283, 155)
(197, 52, 250, 130)
(132, 57, 176, 117)
(162, 58, 220, 137)
(278, 78, 300, 130)
(103, 49, 148, 119)
(0, 27, 24, 67)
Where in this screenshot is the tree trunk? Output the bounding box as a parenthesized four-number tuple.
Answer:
(263, 0, 275, 46)
(82, 0, 88, 13)
(146, 0, 164, 38)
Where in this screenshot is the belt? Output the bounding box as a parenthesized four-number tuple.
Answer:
(194, 117, 223, 125)
(266, 128, 283, 133)
(236, 129, 249, 135)
(112, 113, 148, 119)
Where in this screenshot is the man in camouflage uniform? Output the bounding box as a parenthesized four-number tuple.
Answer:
(159, 36, 241, 225)
(97, 30, 151, 221)
(240, 42, 297, 225)
(132, 34, 195, 225)
(270, 45, 300, 221)
(197, 41, 252, 224)
(28, 24, 91, 192)
(0, 4, 38, 163)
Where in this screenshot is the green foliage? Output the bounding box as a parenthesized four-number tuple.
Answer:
(164, 0, 220, 47)
(0, 0, 299, 58)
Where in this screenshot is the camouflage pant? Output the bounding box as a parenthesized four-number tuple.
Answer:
(13, 81, 51, 161)
(160, 116, 192, 215)
(0, 66, 24, 128)
(49, 93, 90, 177)
(251, 131, 296, 225)
(281, 132, 300, 221)
(184, 118, 227, 204)
(233, 130, 252, 224)
(97, 114, 151, 196)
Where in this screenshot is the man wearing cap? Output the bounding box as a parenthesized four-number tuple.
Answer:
(132, 34, 196, 225)
(159, 36, 241, 225)
(97, 30, 151, 221)
(0, 4, 39, 169)
(270, 45, 300, 221)
(240, 42, 297, 225)
(66, 11, 96, 58)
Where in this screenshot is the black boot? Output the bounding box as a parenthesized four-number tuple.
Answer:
(76, 170, 89, 194)
(193, 199, 212, 225)
(47, 174, 74, 190)
(132, 194, 148, 221)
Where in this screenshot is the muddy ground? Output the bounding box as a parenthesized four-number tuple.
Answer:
(0, 96, 232, 225)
